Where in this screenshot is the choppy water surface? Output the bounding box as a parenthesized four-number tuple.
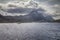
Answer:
(0, 23, 60, 40)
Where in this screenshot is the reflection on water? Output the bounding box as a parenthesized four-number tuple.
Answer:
(0, 23, 60, 40)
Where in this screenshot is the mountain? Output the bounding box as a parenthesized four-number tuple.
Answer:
(0, 0, 59, 22)
(25, 8, 53, 22)
(0, 8, 54, 22)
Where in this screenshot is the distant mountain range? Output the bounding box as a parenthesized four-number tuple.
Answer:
(0, 0, 60, 22)
(0, 8, 54, 22)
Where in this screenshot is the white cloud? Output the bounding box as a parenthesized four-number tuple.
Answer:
(0, 0, 60, 20)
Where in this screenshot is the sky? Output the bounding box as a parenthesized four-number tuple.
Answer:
(0, 0, 60, 20)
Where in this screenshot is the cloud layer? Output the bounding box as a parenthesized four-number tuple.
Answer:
(0, 0, 60, 20)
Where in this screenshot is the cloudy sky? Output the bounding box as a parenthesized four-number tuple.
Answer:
(0, 0, 60, 20)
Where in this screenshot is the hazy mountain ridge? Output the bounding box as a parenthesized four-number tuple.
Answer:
(0, 0, 60, 22)
(0, 8, 54, 22)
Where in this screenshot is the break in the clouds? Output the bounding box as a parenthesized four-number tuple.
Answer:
(0, 0, 60, 20)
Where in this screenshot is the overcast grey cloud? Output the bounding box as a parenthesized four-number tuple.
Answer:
(0, 0, 60, 20)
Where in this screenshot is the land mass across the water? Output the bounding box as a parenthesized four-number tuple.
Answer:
(0, 14, 60, 23)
